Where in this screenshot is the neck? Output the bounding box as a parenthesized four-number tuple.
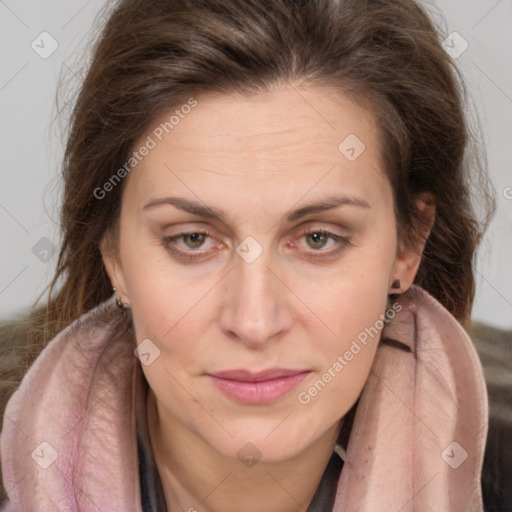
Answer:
(146, 389, 343, 512)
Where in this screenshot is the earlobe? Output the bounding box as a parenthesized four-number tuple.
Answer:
(390, 193, 436, 294)
(388, 279, 401, 300)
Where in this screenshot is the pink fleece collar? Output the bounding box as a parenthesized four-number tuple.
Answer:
(334, 286, 488, 510)
(0, 286, 487, 511)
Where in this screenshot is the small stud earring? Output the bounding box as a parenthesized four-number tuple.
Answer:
(112, 287, 127, 309)
(388, 279, 401, 300)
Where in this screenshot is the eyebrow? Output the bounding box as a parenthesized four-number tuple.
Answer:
(143, 194, 371, 223)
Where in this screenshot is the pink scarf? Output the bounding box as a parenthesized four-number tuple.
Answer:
(0, 285, 487, 510)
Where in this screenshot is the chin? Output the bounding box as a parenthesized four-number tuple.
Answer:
(202, 418, 320, 464)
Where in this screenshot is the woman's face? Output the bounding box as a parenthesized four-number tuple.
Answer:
(103, 84, 421, 462)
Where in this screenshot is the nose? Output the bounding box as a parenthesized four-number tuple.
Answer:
(218, 252, 294, 348)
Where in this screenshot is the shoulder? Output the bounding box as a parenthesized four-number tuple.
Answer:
(467, 321, 512, 511)
(0, 315, 35, 416)
(0, 308, 52, 430)
(0, 309, 47, 506)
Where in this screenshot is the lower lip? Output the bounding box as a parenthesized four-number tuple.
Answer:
(209, 372, 310, 404)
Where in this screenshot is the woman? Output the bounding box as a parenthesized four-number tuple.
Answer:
(0, 0, 499, 510)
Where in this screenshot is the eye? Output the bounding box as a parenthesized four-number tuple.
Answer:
(291, 228, 352, 260)
(304, 231, 336, 250)
(181, 232, 209, 249)
(161, 227, 352, 263)
(161, 230, 221, 261)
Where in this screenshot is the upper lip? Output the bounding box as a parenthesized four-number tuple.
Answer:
(209, 368, 310, 382)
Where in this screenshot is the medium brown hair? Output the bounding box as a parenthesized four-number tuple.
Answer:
(3, 0, 495, 412)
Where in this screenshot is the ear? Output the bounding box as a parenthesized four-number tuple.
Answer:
(100, 230, 129, 303)
(391, 193, 436, 293)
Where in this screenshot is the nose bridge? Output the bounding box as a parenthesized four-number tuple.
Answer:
(220, 244, 292, 346)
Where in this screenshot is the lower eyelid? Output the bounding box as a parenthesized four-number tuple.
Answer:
(161, 239, 215, 261)
(300, 236, 351, 258)
(310, 240, 351, 258)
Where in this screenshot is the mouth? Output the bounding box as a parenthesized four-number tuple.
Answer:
(207, 368, 311, 405)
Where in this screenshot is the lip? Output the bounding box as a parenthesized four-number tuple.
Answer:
(208, 368, 310, 404)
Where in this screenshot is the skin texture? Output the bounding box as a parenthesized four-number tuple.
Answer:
(102, 83, 433, 512)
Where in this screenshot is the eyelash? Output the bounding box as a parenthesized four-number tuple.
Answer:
(161, 228, 352, 262)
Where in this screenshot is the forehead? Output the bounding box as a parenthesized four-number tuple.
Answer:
(123, 83, 390, 212)
(149, 85, 376, 153)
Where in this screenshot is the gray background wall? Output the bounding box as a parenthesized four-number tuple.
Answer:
(0, 0, 511, 328)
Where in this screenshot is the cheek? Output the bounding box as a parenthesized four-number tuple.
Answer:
(293, 287, 390, 431)
(118, 229, 211, 341)
(292, 245, 394, 404)
(294, 237, 394, 337)
(126, 260, 214, 424)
